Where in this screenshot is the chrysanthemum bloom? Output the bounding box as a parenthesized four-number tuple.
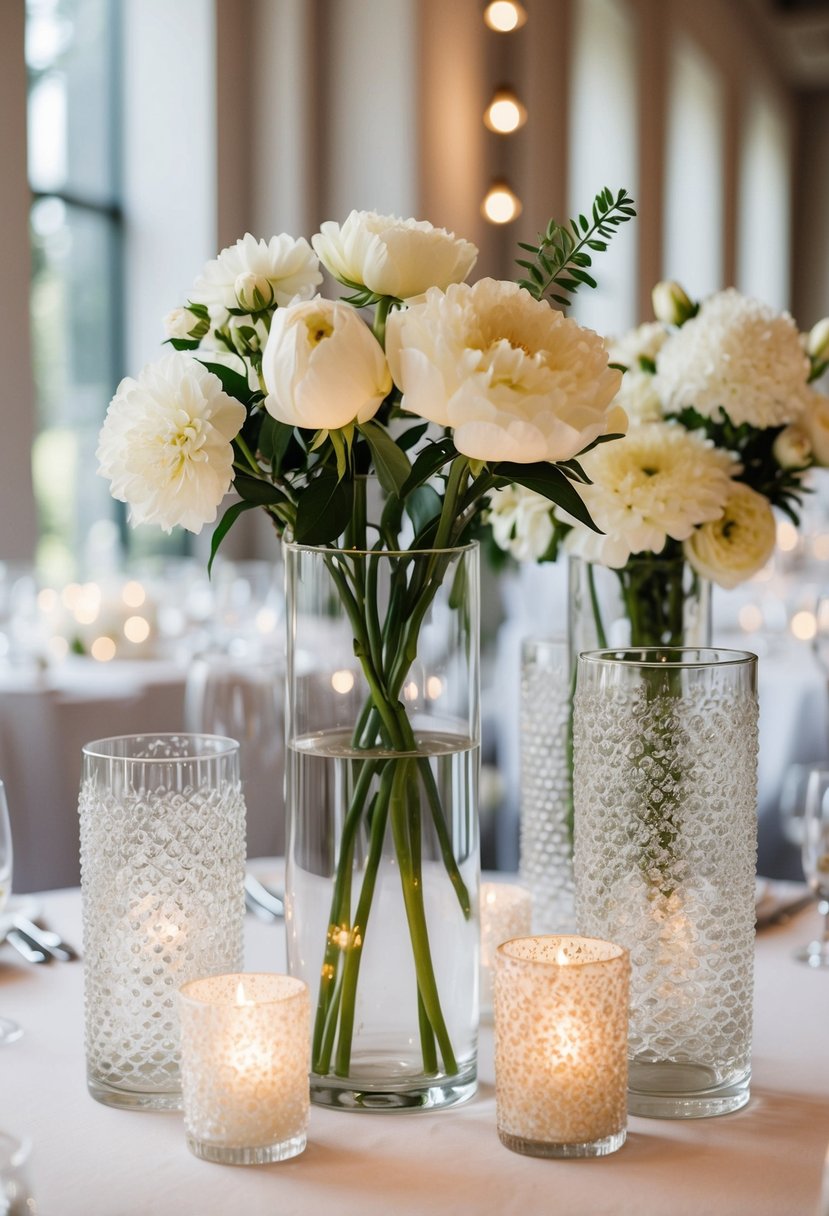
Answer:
(97, 353, 246, 533)
(654, 288, 811, 428)
(487, 484, 555, 562)
(312, 211, 477, 301)
(684, 482, 776, 589)
(563, 422, 737, 567)
(386, 278, 624, 464)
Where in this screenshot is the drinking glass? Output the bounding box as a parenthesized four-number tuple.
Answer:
(0, 782, 23, 1046)
(797, 765, 829, 967)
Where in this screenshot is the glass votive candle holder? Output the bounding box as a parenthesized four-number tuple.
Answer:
(480, 882, 533, 1016)
(494, 935, 629, 1159)
(179, 973, 310, 1165)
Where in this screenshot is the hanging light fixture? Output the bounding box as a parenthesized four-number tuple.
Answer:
(484, 86, 527, 134)
(483, 1, 527, 33)
(482, 180, 523, 225)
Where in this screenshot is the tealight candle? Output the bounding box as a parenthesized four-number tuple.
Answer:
(178, 973, 310, 1165)
(494, 935, 629, 1159)
(479, 882, 533, 1015)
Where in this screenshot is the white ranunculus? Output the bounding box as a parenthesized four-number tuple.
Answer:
(312, 211, 478, 301)
(385, 278, 624, 464)
(96, 353, 247, 534)
(807, 317, 829, 363)
(488, 484, 554, 562)
(561, 422, 737, 567)
(261, 297, 391, 430)
(190, 233, 322, 313)
(800, 391, 829, 465)
(684, 483, 776, 589)
(773, 424, 812, 470)
(651, 280, 695, 327)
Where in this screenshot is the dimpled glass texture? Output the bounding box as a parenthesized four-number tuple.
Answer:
(573, 649, 758, 1119)
(179, 973, 310, 1165)
(79, 734, 246, 1111)
(494, 936, 629, 1158)
(519, 639, 576, 932)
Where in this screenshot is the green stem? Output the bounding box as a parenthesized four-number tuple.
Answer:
(234, 433, 262, 476)
(373, 297, 392, 349)
(407, 765, 438, 1075)
(586, 562, 608, 648)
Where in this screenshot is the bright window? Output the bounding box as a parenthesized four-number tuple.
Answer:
(737, 86, 791, 310)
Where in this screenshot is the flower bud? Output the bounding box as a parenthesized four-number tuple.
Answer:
(651, 280, 695, 327)
(807, 317, 829, 363)
(163, 307, 208, 341)
(234, 271, 275, 312)
(772, 424, 812, 470)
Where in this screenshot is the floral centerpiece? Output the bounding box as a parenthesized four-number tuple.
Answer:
(490, 280, 829, 647)
(97, 191, 634, 1106)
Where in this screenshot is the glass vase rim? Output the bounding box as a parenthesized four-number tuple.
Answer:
(569, 553, 695, 569)
(179, 972, 309, 1010)
(577, 646, 756, 670)
(282, 539, 479, 559)
(81, 732, 241, 762)
(496, 934, 628, 969)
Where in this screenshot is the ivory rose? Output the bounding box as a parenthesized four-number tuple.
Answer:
(96, 353, 246, 534)
(684, 483, 776, 589)
(261, 297, 391, 430)
(385, 278, 624, 463)
(312, 211, 478, 301)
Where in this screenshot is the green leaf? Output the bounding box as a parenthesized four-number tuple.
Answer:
(576, 431, 627, 457)
(495, 461, 601, 532)
(196, 360, 256, 406)
(396, 422, 429, 452)
(329, 428, 348, 481)
(257, 414, 295, 474)
(401, 437, 456, 495)
(208, 500, 259, 576)
(358, 419, 411, 495)
(557, 458, 592, 484)
(165, 338, 201, 351)
(234, 473, 288, 506)
(294, 471, 354, 545)
(405, 484, 443, 536)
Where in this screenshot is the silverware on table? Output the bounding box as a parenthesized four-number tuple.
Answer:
(13, 914, 78, 961)
(244, 872, 285, 921)
(4, 925, 51, 964)
(755, 892, 816, 931)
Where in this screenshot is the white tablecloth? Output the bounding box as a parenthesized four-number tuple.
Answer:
(1, 887, 828, 1216)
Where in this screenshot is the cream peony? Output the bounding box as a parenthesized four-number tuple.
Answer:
(96, 353, 246, 534)
(261, 297, 391, 430)
(190, 233, 322, 314)
(562, 422, 737, 567)
(312, 211, 477, 301)
(799, 391, 829, 466)
(488, 484, 554, 562)
(684, 483, 776, 589)
(654, 288, 812, 428)
(385, 278, 624, 464)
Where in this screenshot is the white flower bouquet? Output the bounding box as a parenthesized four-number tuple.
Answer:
(97, 193, 635, 1094)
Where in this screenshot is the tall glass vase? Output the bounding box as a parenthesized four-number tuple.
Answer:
(573, 648, 758, 1118)
(284, 542, 480, 1111)
(569, 555, 711, 657)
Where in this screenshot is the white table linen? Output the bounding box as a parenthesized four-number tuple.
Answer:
(1, 885, 828, 1216)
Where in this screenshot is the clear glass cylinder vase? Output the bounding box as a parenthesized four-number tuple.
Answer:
(284, 542, 480, 1111)
(573, 649, 758, 1118)
(79, 734, 246, 1111)
(569, 555, 711, 659)
(519, 638, 576, 932)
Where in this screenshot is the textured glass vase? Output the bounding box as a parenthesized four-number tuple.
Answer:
(569, 555, 711, 657)
(284, 542, 480, 1111)
(518, 638, 575, 932)
(573, 648, 758, 1118)
(79, 734, 246, 1110)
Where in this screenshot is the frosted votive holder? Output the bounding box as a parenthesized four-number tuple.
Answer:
(494, 935, 629, 1159)
(480, 882, 533, 1015)
(179, 973, 310, 1165)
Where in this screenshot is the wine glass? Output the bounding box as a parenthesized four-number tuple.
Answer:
(0, 781, 23, 1044)
(796, 765, 829, 967)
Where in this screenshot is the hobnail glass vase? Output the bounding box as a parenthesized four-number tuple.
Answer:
(573, 648, 758, 1118)
(284, 542, 480, 1111)
(518, 638, 576, 932)
(79, 733, 246, 1110)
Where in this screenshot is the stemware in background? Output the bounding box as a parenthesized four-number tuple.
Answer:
(797, 765, 829, 967)
(0, 1132, 36, 1214)
(184, 652, 285, 858)
(0, 781, 23, 1046)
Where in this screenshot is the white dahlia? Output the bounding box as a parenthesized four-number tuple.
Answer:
(97, 353, 246, 534)
(487, 484, 554, 562)
(684, 483, 776, 589)
(190, 233, 322, 314)
(653, 288, 811, 428)
(562, 422, 737, 567)
(386, 278, 625, 464)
